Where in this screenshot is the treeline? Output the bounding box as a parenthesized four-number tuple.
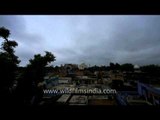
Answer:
(86, 63, 160, 73)
(86, 63, 134, 72)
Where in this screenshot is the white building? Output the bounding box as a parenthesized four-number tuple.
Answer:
(78, 63, 88, 70)
(134, 64, 140, 69)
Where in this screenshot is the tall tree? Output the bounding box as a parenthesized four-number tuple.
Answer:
(17, 51, 56, 105)
(0, 27, 20, 104)
(27, 51, 56, 84)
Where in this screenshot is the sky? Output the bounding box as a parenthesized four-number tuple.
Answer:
(0, 15, 160, 67)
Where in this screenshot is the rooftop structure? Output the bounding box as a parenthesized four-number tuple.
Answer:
(116, 91, 152, 105)
(138, 82, 160, 105)
(134, 64, 140, 69)
(58, 77, 72, 84)
(56, 94, 71, 104)
(78, 63, 88, 70)
(69, 95, 88, 105)
(88, 95, 117, 105)
(109, 70, 124, 81)
(76, 76, 96, 84)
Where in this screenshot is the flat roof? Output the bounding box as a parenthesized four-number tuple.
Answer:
(59, 77, 72, 80)
(88, 99, 117, 105)
(88, 95, 109, 100)
(69, 95, 88, 105)
(128, 101, 152, 105)
(57, 94, 71, 103)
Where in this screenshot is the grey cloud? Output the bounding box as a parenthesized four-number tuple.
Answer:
(0, 16, 46, 66)
(0, 15, 26, 38)
(1, 15, 160, 66)
(67, 16, 160, 66)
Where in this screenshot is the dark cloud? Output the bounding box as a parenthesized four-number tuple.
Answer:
(0, 16, 26, 38)
(0, 16, 45, 66)
(66, 16, 160, 66)
(1, 15, 160, 66)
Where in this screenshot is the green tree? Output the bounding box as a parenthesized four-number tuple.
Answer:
(121, 63, 134, 72)
(0, 27, 20, 104)
(27, 51, 55, 83)
(109, 62, 115, 70)
(17, 51, 56, 105)
(140, 64, 160, 73)
(115, 63, 121, 70)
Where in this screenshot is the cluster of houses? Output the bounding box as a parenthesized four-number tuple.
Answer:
(39, 63, 160, 105)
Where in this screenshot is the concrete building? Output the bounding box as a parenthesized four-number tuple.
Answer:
(116, 91, 151, 105)
(56, 94, 71, 104)
(69, 95, 88, 105)
(75, 70, 84, 76)
(109, 70, 124, 81)
(58, 77, 72, 84)
(76, 76, 96, 84)
(64, 64, 78, 70)
(43, 76, 59, 88)
(88, 95, 117, 105)
(137, 82, 160, 105)
(78, 63, 88, 70)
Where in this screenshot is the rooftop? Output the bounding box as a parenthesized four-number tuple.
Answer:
(88, 99, 117, 105)
(69, 95, 88, 105)
(57, 94, 71, 103)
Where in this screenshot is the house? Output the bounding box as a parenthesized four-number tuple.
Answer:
(58, 77, 72, 84)
(116, 91, 151, 105)
(56, 94, 71, 104)
(78, 63, 88, 70)
(137, 82, 160, 105)
(88, 95, 117, 105)
(43, 76, 59, 88)
(69, 95, 88, 105)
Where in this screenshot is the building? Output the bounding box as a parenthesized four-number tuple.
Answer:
(134, 64, 141, 73)
(75, 70, 84, 76)
(56, 94, 71, 104)
(88, 95, 117, 105)
(137, 82, 160, 105)
(116, 81, 160, 105)
(69, 95, 88, 105)
(78, 63, 88, 70)
(58, 77, 72, 84)
(43, 76, 59, 88)
(64, 64, 78, 70)
(116, 91, 151, 105)
(109, 70, 124, 81)
(76, 76, 96, 84)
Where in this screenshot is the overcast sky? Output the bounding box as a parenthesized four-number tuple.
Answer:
(0, 15, 160, 66)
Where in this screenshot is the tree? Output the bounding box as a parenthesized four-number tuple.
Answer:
(110, 62, 115, 70)
(140, 64, 160, 79)
(27, 51, 55, 83)
(115, 63, 121, 70)
(140, 64, 160, 73)
(120, 63, 134, 72)
(17, 51, 56, 105)
(0, 27, 10, 40)
(0, 27, 20, 104)
(109, 62, 121, 70)
(0, 27, 20, 87)
(0, 27, 20, 64)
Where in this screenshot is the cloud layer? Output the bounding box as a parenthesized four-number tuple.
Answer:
(1, 15, 160, 66)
